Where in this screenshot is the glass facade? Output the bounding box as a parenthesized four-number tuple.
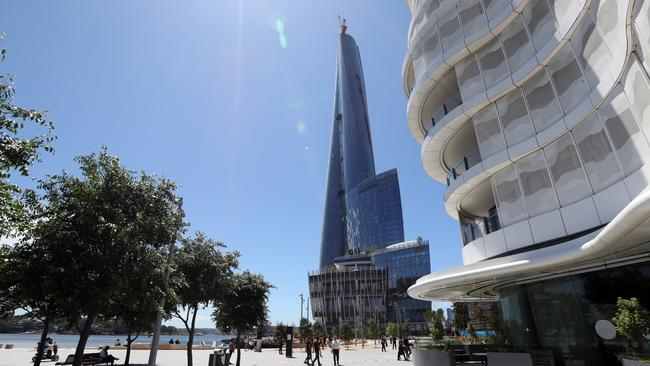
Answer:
(346, 169, 405, 252)
(499, 260, 650, 366)
(372, 239, 431, 326)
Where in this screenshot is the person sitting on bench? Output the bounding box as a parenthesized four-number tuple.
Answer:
(99, 346, 119, 365)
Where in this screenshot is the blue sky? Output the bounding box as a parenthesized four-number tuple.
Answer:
(1, 1, 460, 327)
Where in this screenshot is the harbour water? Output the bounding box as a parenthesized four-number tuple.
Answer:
(0, 332, 230, 349)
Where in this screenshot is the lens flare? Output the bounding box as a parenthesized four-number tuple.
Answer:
(275, 19, 287, 48)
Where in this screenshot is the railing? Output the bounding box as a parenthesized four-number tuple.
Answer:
(461, 209, 501, 245)
(446, 148, 481, 186)
(426, 92, 463, 133)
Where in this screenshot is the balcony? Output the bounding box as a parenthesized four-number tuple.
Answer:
(446, 147, 481, 186)
(460, 207, 500, 245)
(457, 180, 501, 245)
(421, 70, 463, 134)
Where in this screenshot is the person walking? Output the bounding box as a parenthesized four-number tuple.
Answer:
(380, 336, 387, 352)
(391, 335, 396, 350)
(311, 338, 322, 366)
(279, 338, 283, 354)
(397, 338, 409, 361)
(331, 336, 340, 366)
(228, 339, 236, 365)
(304, 337, 313, 365)
(404, 337, 411, 358)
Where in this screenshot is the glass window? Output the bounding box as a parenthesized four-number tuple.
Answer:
(523, 70, 563, 133)
(458, 0, 488, 38)
(438, 8, 462, 54)
(501, 16, 535, 74)
(473, 104, 506, 158)
(492, 165, 528, 226)
(572, 113, 624, 192)
(496, 89, 535, 146)
(456, 54, 485, 101)
(481, 0, 510, 23)
(544, 134, 591, 206)
(478, 38, 509, 90)
(570, 12, 612, 89)
(547, 44, 591, 113)
(517, 150, 558, 217)
(625, 62, 650, 137)
(599, 91, 649, 176)
(522, 0, 557, 51)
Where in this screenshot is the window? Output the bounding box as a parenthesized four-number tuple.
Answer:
(496, 89, 535, 146)
(523, 70, 563, 133)
(438, 9, 462, 54)
(492, 165, 528, 226)
(544, 134, 591, 206)
(547, 44, 590, 113)
(458, 0, 488, 38)
(517, 150, 558, 217)
(501, 16, 535, 74)
(522, 0, 556, 52)
(572, 113, 623, 192)
(473, 104, 506, 158)
(456, 54, 485, 101)
(478, 38, 509, 90)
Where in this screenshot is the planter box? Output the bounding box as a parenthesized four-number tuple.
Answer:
(623, 359, 650, 366)
(413, 349, 455, 366)
(487, 351, 533, 366)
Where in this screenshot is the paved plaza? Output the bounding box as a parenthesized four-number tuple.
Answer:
(0, 346, 414, 366)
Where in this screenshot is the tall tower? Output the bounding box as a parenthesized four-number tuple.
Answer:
(319, 28, 378, 268)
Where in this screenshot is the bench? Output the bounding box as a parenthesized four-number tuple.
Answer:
(55, 353, 111, 365)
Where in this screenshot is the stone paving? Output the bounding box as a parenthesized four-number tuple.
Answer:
(0, 345, 414, 366)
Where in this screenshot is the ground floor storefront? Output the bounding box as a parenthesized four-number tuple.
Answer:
(499, 260, 650, 366)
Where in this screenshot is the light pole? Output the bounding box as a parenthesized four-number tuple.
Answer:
(299, 294, 305, 320)
(148, 244, 174, 366)
(306, 297, 310, 322)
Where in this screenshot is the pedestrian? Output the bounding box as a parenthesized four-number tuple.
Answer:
(311, 337, 322, 366)
(397, 338, 408, 361)
(380, 336, 387, 352)
(391, 335, 396, 349)
(404, 337, 411, 358)
(279, 337, 283, 354)
(304, 337, 313, 365)
(228, 339, 236, 365)
(331, 336, 340, 366)
(99, 346, 120, 366)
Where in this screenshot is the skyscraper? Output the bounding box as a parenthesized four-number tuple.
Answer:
(309, 24, 430, 332)
(402, 0, 650, 364)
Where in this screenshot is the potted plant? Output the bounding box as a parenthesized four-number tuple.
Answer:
(613, 297, 650, 366)
(484, 310, 533, 366)
(413, 309, 455, 366)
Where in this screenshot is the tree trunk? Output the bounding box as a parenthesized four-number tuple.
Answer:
(73, 313, 95, 366)
(236, 332, 241, 366)
(186, 305, 197, 366)
(33, 317, 50, 366)
(125, 330, 133, 366)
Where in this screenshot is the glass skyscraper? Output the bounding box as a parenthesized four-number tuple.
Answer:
(309, 24, 430, 333)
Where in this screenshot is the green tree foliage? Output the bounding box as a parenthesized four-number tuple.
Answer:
(466, 322, 477, 340)
(366, 322, 380, 346)
(613, 297, 650, 352)
(385, 322, 399, 337)
(0, 35, 55, 236)
(171, 232, 239, 366)
(298, 317, 312, 341)
(212, 271, 273, 366)
(424, 309, 445, 344)
(13, 149, 185, 366)
(274, 322, 287, 345)
(313, 321, 325, 337)
(340, 322, 354, 349)
(453, 302, 469, 334)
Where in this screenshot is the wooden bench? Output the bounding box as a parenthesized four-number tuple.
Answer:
(55, 353, 111, 365)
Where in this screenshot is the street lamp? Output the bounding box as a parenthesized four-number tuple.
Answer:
(148, 244, 174, 366)
(299, 294, 304, 320)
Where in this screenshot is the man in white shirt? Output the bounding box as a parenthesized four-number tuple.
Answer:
(330, 337, 340, 366)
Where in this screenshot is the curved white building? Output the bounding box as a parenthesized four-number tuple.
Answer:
(403, 0, 650, 363)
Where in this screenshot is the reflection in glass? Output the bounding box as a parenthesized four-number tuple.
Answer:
(473, 104, 506, 158)
(496, 89, 535, 146)
(523, 70, 563, 133)
(516, 150, 558, 217)
(492, 165, 528, 226)
(544, 135, 591, 206)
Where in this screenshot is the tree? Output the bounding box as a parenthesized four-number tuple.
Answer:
(171, 232, 239, 366)
(385, 322, 399, 338)
(366, 322, 380, 347)
(274, 322, 287, 347)
(424, 309, 445, 344)
(340, 323, 354, 349)
(23, 149, 186, 366)
(112, 246, 170, 365)
(466, 322, 477, 341)
(212, 271, 274, 366)
(613, 297, 650, 352)
(0, 35, 55, 237)
(453, 302, 469, 335)
(313, 321, 325, 337)
(298, 317, 312, 341)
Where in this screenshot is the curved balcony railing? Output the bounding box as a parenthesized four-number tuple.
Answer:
(446, 148, 481, 186)
(425, 91, 463, 132)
